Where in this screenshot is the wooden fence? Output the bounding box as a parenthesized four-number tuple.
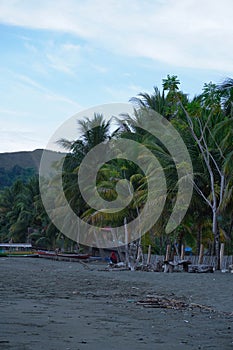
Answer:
(143, 254, 233, 270)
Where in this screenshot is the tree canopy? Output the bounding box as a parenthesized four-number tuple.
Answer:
(0, 75, 232, 262)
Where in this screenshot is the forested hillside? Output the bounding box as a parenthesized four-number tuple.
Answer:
(0, 149, 65, 189)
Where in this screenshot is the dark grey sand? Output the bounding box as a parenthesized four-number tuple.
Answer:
(0, 258, 232, 350)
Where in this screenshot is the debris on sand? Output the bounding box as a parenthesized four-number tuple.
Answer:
(137, 295, 215, 312)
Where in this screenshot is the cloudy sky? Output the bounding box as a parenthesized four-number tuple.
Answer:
(0, 0, 233, 152)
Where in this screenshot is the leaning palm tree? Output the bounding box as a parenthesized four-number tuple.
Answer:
(130, 76, 187, 121)
(130, 86, 167, 116)
(115, 109, 186, 244)
(58, 113, 112, 157)
(47, 113, 115, 246)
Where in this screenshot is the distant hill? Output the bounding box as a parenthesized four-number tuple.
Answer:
(0, 149, 66, 189)
(0, 149, 45, 171)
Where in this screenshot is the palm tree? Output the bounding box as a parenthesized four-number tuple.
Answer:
(162, 74, 180, 93)
(201, 82, 221, 114)
(41, 113, 116, 248)
(131, 76, 187, 121)
(218, 77, 233, 117)
(58, 113, 111, 156)
(115, 109, 184, 244)
(0, 178, 40, 242)
(130, 86, 167, 116)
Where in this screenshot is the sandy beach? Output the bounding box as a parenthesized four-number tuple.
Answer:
(0, 257, 232, 350)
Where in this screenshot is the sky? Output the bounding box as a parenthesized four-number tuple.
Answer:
(0, 0, 233, 153)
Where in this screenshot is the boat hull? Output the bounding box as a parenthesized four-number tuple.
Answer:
(7, 253, 39, 257)
(38, 250, 90, 261)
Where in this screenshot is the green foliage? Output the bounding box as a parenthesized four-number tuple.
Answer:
(0, 166, 35, 189)
(0, 75, 232, 255)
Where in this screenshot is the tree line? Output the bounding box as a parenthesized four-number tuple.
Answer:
(0, 75, 232, 264)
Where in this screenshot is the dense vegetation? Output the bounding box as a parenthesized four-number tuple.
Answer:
(0, 148, 43, 189)
(0, 165, 36, 189)
(0, 75, 232, 264)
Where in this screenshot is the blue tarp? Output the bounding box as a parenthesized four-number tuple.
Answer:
(185, 247, 192, 252)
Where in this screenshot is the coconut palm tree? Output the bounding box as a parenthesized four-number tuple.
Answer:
(130, 86, 167, 116)
(58, 113, 112, 157)
(218, 77, 233, 117)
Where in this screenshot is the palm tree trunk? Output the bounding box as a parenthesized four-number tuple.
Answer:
(213, 211, 220, 270)
(196, 223, 202, 255)
(124, 218, 129, 268)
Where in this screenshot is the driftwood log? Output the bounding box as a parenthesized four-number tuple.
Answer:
(164, 260, 192, 272)
(188, 264, 214, 273)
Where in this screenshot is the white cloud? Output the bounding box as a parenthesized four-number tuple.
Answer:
(0, 120, 43, 152)
(0, 70, 83, 152)
(0, 130, 46, 153)
(44, 93, 81, 107)
(0, 0, 233, 71)
(12, 72, 81, 108)
(62, 43, 81, 51)
(18, 35, 83, 76)
(15, 73, 44, 90)
(1, 0, 232, 154)
(45, 41, 82, 74)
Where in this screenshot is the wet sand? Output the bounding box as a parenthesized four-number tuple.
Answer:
(0, 257, 232, 350)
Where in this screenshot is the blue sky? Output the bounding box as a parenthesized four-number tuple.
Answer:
(0, 0, 233, 152)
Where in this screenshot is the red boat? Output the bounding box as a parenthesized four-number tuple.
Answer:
(58, 253, 90, 260)
(37, 250, 57, 258)
(38, 250, 90, 261)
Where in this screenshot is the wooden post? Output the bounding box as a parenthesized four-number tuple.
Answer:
(136, 242, 141, 261)
(198, 244, 204, 264)
(93, 230, 104, 258)
(127, 229, 131, 246)
(124, 218, 129, 268)
(136, 245, 142, 263)
(181, 244, 185, 260)
(111, 228, 123, 262)
(146, 245, 151, 265)
(165, 244, 171, 261)
(220, 243, 224, 270)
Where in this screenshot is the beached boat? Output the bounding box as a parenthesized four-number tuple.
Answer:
(0, 243, 39, 257)
(58, 253, 90, 260)
(38, 250, 90, 261)
(37, 250, 57, 258)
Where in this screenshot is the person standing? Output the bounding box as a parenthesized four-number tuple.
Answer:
(110, 251, 118, 264)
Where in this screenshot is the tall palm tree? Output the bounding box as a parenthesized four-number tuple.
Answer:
(162, 74, 180, 93)
(218, 77, 233, 117)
